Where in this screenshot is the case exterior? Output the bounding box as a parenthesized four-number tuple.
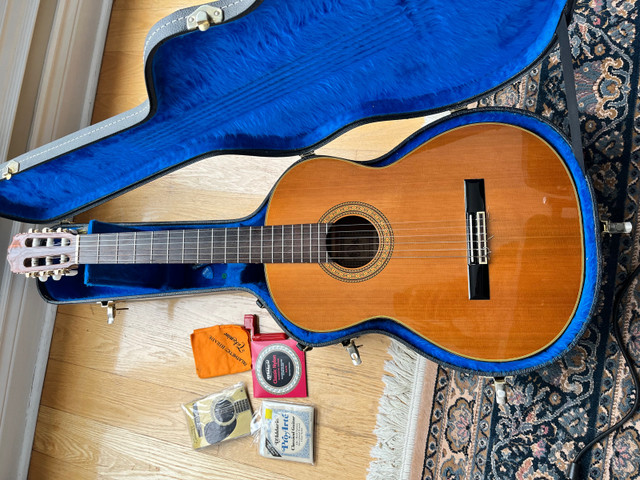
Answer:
(3, 1, 602, 375)
(38, 110, 601, 376)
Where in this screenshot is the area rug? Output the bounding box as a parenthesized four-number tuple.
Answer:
(369, 0, 640, 478)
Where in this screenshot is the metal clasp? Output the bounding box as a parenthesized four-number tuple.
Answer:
(1, 160, 19, 180)
(493, 377, 507, 405)
(602, 220, 633, 235)
(343, 339, 362, 366)
(186, 5, 224, 31)
(99, 300, 128, 325)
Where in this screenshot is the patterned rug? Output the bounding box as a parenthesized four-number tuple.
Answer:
(369, 0, 640, 479)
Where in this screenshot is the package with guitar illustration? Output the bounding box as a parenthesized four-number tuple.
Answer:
(182, 384, 253, 449)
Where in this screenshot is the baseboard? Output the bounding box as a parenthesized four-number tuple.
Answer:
(0, 237, 57, 480)
(0, 1, 112, 478)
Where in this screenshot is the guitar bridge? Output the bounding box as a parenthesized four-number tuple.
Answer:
(465, 179, 490, 300)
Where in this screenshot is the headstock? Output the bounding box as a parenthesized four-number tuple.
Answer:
(7, 228, 79, 281)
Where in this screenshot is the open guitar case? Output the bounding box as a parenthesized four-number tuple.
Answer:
(0, 0, 600, 376)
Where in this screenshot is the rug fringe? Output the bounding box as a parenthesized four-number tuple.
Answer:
(368, 340, 426, 480)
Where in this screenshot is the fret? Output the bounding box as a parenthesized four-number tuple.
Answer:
(134, 231, 151, 264)
(300, 224, 303, 263)
(291, 224, 294, 263)
(236, 228, 240, 263)
(165, 230, 170, 263)
(251, 226, 260, 263)
(224, 228, 227, 263)
(309, 224, 312, 263)
(271, 225, 281, 263)
(195, 228, 212, 263)
(183, 229, 199, 263)
(260, 227, 263, 263)
(168, 230, 182, 263)
(249, 227, 252, 263)
(281, 225, 284, 263)
(270, 226, 274, 263)
(210, 229, 214, 263)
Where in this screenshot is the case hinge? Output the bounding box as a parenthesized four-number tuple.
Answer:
(1, 160, 19, 180)
(186, 5, 224, 31)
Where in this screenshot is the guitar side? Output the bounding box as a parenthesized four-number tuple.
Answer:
(264, 123, 586, 362)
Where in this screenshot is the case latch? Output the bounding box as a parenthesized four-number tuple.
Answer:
(99, 300, 128, 325)
(1, 160, 19, 180)
(342, 339, 362, 366)
(602, 219, 633, 235)
(186, 5, 224, 31)
(493, 377, 508, 405)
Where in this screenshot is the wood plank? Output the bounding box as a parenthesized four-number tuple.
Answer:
(28, 451, 97, 480)
(32, 406, 298, 480)
(48, 301, 390, 422)
(38, 354, 384, 477)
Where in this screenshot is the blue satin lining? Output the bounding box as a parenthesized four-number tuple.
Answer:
(1, 0, 568, 222)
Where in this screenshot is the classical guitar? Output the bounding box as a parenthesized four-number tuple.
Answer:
(7, 123, 595, 363)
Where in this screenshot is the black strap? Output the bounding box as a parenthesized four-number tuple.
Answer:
(557, 11, 586, 173)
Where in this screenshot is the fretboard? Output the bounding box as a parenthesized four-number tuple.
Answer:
(77, 224, 329, 265)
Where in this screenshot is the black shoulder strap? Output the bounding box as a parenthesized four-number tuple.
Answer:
(557, 9, 586, 173)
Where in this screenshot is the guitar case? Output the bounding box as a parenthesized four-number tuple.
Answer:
(0, 0, 600, 375)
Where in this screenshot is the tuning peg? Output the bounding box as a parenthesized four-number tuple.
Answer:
(64, 268, 79, 277)
(38, 272, 50, 282)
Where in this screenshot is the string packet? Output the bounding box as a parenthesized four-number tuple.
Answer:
(190, 324, 251, 378)
(251, 400, 315, 464)
(182, 383, 252, 449)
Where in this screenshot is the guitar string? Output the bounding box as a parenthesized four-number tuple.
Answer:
(75, 232, 576, 253)
(44, 224, 577, 264)
(75, 226, 574, 246)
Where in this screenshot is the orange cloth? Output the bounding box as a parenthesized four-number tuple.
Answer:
(190, 325, 251, 378)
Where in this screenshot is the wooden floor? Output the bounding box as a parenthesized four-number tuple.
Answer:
(28, 1, 426, 478)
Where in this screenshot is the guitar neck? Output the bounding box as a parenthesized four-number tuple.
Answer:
(77, 224, 329, 265)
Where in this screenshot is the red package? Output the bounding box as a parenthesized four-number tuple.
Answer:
(244, 315, 308, 398)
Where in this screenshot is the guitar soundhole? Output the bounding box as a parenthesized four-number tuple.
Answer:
(326, 216, 379, 268)
(213, 399, 235, 424)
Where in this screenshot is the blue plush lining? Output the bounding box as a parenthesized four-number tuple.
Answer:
(41, 110, 600, 374)
(1, 0, 567, 222)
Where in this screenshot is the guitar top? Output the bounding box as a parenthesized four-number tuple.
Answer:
(265, 123, 585, 362)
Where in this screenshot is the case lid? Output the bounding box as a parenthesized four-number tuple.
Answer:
(0, 0, 570, 223)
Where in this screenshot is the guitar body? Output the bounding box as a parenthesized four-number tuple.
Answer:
(265, 122, 586, 363)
